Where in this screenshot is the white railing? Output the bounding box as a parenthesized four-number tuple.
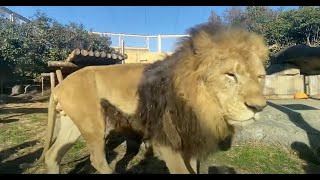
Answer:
(0, 6, 30, 24)
(90, 31, 190, 53)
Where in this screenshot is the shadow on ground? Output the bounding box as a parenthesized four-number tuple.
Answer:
(72, 133, 236, 174)
(0, 107, 47, 115)
(268, 101, 320, 174)
(0, 118, 19, 124)
(0, 140, 41, 174)
(67, 132, 169, 174)
(207, 166, 237, 174)
(280, 104, 318, 110)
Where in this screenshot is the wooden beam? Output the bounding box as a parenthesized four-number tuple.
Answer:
(94, 50, 100, 57)
(66, 49, 81, 62)
(41, 77, 44, 96)
(88, 50, 94, 57)
(48, 61, 78, 68)
(41, 73, 51, 77)
(100, 51, 107, 58)
(56, 69, 64, 83)
(80, 49, 88, 56)
(112, 54, 118, 59)
(50, 72, 56, 92)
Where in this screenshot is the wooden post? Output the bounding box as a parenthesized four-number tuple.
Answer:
(48, 61, 78, 68)
(41, 77, 44, 96)
(56, 69, 63, 83)
(50, 72, 56, 92)
(66, 49, 81, 62)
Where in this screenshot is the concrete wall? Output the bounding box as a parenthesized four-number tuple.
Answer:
(264, 75, 305, 99)
(306, 75, 320, 96)
(114, 47, 172, 64)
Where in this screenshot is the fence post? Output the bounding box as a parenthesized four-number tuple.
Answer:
(120, 39, 124, 55)
(158, 35, 162, 52)
(118, 34, 122, 48)
(146, 37, 150, 50)
(10, 13, 14, 22)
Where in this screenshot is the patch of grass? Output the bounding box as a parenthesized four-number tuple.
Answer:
(207, 143, 305, 174)
(0, 113, 46, 150)
(0, 124, 32, 145)
(66, 140, 87, 160)
(25, 114, 47, 123)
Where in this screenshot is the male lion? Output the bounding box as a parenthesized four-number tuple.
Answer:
(21, 22, 269, 174)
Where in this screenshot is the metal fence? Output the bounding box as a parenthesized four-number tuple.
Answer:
(90, 32, 189, 53)
(0, 6, 30, 24)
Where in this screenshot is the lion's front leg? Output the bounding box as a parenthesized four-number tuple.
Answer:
(189, 158, 199, 174)
(152, 143, 191, 174)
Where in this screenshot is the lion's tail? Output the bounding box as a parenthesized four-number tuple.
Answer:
(20, 93, 58, 169)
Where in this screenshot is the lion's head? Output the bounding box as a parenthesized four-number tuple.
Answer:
(139, 22, 269, 158)
(173, 23, 268, 130)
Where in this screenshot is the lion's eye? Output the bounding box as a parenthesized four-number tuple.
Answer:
(258, 75, 266, 79)
(258, 75, 266, 82)
(226, 73, 238, 83)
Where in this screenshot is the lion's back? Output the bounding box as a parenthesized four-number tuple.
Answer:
(53, 63, 148, 115)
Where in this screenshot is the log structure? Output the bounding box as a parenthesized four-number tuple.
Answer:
(51, 48, 126, 68)
(45, 48, 128, 92)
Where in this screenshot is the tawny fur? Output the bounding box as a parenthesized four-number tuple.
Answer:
(20, 22, 269, 174)
(133, 23, 268, 160)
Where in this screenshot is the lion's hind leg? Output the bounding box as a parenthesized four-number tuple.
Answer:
(45, 115, 81, 174)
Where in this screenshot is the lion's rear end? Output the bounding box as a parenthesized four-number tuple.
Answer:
(46, 63, 147, 174)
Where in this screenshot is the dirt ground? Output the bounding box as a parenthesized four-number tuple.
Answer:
(0, 91, 311, 174)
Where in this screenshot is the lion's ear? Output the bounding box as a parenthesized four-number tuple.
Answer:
(191, 32, 213, 55)
(189, 23, 217, 55)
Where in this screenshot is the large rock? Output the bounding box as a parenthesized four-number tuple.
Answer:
(232, 101, 320, 161)
(11, 85, 23, 96)
(266, 64, 300, 76)
(274, 45, 320, 63)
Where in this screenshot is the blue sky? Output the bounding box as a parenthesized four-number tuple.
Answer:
(5, 6, 298, 52)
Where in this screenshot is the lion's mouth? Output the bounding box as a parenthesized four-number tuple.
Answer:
(227, 118, 255, 126)
(225, 110, 262, 126)
(229, 117, 255, 122)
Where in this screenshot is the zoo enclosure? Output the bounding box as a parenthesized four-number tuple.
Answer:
(264, 75, 320, 99)
(90, 31, 190, 53)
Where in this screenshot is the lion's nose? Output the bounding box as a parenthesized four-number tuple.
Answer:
(245, 101, 267, 112)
